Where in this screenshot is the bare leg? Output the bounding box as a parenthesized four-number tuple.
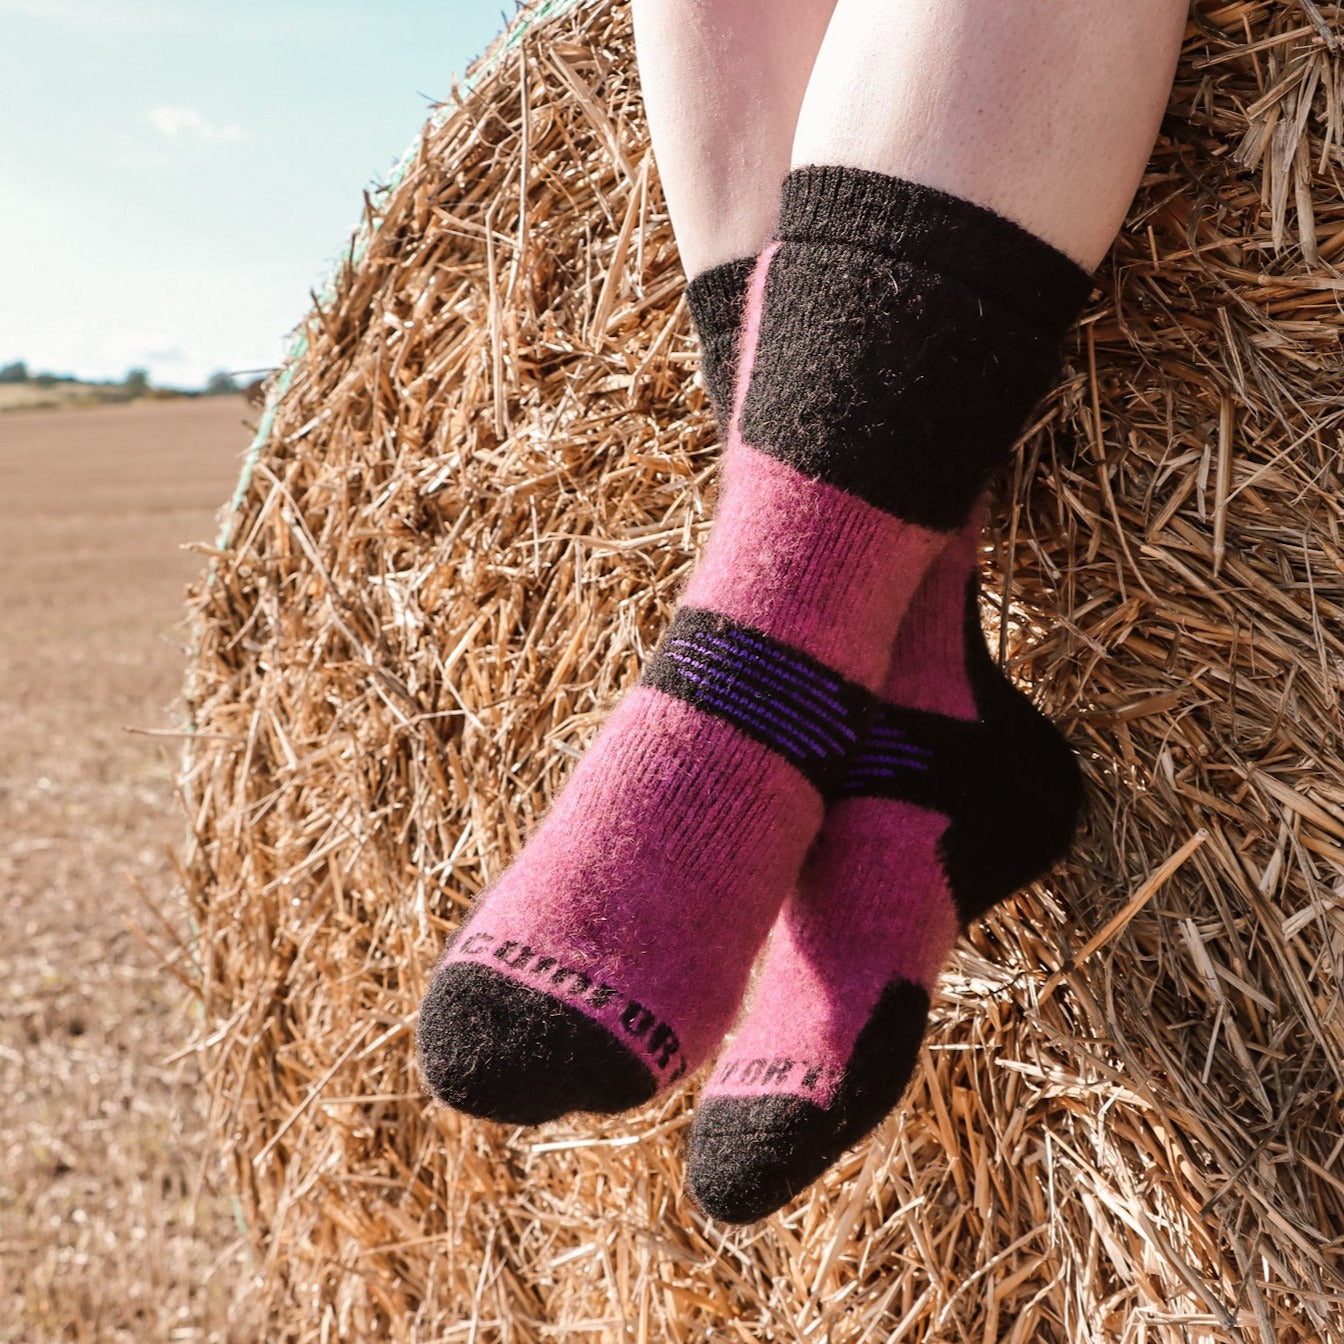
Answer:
(792, 0, 1188, 269)
(632, 0, 838, 276)
(684, 4, 1188, 1221)
(418, 0, 1191, 1144)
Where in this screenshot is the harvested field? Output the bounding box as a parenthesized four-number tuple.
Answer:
(0, 398, 260, 1342)
(0, 383, 158, 415)
(182, 1, 1344, 1341)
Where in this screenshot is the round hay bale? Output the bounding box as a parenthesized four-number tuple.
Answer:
(181, 2, 1344, 1339)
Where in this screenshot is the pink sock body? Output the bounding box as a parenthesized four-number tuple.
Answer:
(709, 803, 960, 1107)
(700, 527, 979, 1107)
(440, 695, 827, 1085)
(682, 446, 941, 690)
(426, 245, 946, 1111)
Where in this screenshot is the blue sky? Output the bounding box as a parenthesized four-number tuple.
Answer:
(0, 0, 513, 388)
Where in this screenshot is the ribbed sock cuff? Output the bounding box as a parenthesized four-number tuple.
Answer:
(686, 257, 757, 337)
(778, 165, 1093, 338)
(686, 256, 757, 428)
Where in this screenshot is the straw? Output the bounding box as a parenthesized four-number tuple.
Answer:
(178, 1, 1344, 1338)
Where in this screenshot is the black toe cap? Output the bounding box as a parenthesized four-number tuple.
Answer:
(416, 963, 658, 1125)
(688, 977, 931, 1221)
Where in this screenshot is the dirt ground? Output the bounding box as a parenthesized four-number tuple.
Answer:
(0, 384, 141, 415)
(0, 398, 262, 1342)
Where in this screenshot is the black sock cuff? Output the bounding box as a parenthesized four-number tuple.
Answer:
(686, 256, 757, 425)
(686, 257, 756, 338)
(778, 165, 1093, 337)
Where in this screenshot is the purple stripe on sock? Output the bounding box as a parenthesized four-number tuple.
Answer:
(688, 636, 851, 719)
(692, 628, 845, 700)
(866, 725, 931, 745)
(848, 749, 933, 766)
(672, 683, 823, 765)
(684, 633, 855, 724)
(841, 765, 932, 788)
(665, 637, 853, 744)
(716, 625, 843, 692)
(850, 750, 933, 769)
(844, 750, 934, 772)
(661, 654, 834, 760)
(661, 647, 852, 755)
(853, 743, 933, 760)
(661, 652, 832, 759)
(843, 763, 932, 782)
(864, 737, 932, 758)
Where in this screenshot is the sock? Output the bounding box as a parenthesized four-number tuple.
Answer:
(685, 523, 1086, 1225)
(416, 166, 1091, 1126)
(685, 255, 757, 433)
(686, 526, 1085, 1222)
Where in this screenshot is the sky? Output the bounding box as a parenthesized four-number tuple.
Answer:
(0, 0, 515, 389)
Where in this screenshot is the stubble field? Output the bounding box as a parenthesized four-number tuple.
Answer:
(0, 398, 260, 1342)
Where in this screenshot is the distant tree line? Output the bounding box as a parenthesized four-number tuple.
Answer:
(0, 360, 242, 396)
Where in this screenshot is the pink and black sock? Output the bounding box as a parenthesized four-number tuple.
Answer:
(416, 166, 1090, 1126)
(686, 203, 1094, 1215)
(686, 530, 1084, 1222)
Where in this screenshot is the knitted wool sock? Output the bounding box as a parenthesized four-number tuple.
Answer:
(685, 255, 757, 433)
(686, 527, 1085, 1224)
(416, 166, 1090, 1125)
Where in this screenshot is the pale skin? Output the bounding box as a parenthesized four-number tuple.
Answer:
(631, 0, 839, 275)
(632, 0, 1190, 277)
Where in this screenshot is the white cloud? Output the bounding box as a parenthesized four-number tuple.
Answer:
(147, 105, 247, 145)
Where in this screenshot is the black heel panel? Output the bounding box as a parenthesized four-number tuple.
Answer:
(939, 580, 1084, 926)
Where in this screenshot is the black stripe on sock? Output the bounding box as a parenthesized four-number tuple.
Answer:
(642, 608, 876, 796)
